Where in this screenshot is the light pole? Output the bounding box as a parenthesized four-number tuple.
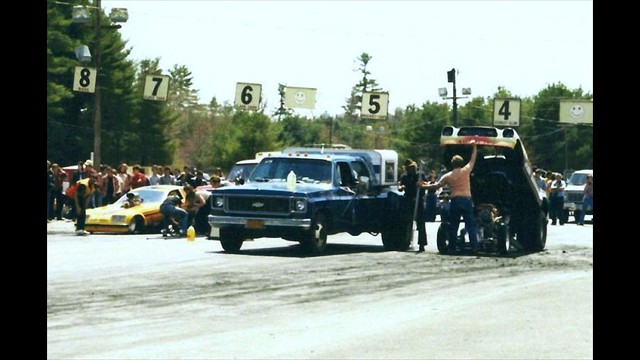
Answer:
(322, 111, 332, 145)
(72, 2, 128, 167)
(438, 68, 471, 126)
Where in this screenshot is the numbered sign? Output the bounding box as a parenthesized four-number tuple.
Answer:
(361, 92, 389, 120)
(143, 75, 170, 101)
(73, 66, 96, 93)
(493, 98, 521, 126)
(235, 82, 262, 111)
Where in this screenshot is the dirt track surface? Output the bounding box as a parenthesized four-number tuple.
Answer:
(47, 219, 593, 359)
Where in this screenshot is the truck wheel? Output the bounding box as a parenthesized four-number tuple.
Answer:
(381, 218, 411, 251)
(496, 223, 509, 255)
(220, 229, 243, 253)
(436, 223, 450, 254)
(301, 214, 328, 255)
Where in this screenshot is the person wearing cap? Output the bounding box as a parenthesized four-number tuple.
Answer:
(398, 158, 429, 253)
(426, 140, 479, 254)
(84, 159, 101, 208)
(533, 168, 546, 192)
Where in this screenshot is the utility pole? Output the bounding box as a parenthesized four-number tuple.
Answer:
(447, 68, 457, 126)
(439, 68, 470, 127)
(93, 0, 102, 167)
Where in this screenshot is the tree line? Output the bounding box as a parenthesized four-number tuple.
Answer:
(47, 1, 593, 175)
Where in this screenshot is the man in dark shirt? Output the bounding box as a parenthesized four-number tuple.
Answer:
(160, 194, 189, 237)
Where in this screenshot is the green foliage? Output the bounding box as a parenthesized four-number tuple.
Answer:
(343, 52, 383, 121)
(47, 11, 592, 176)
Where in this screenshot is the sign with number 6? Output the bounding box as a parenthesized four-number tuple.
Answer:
(143, 75, 170, 101)
(73, 66, 96, 93)
(235, 82, 262, 111)
(361, 92, 389, 120)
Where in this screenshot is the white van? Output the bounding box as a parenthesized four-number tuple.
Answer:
(563, 169, 593, 223)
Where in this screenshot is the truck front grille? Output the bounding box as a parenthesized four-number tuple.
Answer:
(225, 195, 291, 215)
(565, 191, 583, 203)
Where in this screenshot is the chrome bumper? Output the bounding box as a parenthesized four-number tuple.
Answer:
(208, 215, 312, 229)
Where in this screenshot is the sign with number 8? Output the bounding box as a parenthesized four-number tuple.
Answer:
(73, 66, 96, 93)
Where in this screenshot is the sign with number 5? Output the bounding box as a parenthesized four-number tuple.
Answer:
(73, 66, 96, 93)
(143, 75, 170, 101)
(361, 92, 389, 120)
(493, 98, 521, 126)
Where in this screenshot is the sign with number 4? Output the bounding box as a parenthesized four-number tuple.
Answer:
(493, 98, 521, 126)
(73, 66, 96, 93)
(143, 75, 170, 101)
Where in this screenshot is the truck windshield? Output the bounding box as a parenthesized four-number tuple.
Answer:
(568, 173, 589, 186)
(250, 158, 333, 184)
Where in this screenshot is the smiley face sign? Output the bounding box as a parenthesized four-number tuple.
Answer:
(559, 100, 593, 124)
(570, 104, 585, 119)
(294, 90, 306, 105)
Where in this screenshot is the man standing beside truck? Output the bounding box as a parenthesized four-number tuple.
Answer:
(577, 174, 593, 226)
(398, 159, 428, 252)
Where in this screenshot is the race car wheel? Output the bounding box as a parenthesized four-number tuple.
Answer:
(128, 216, 144, 234)
(220, 228, 243, 253)
(436, 223, 450, 254)
(496, 223, 509, 255)
(518, 212, 547, 251)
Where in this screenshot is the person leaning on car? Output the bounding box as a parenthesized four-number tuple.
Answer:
(425, 140, 479, 254)
(160, 193, 189, 237)
(74, 176, 97, 236)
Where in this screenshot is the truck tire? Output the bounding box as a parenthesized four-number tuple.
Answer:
(381, 219, 411, 251)
(300, 214, 328, 255)
(496, 223, 509, 255)
(220, 228, 243, 253)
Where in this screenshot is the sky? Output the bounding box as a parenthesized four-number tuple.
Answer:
(103, 0, 593, 117)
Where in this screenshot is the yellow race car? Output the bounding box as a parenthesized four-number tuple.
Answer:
(85, 185, 187, 234)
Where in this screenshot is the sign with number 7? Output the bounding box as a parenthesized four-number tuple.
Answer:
(143, 74, 170, 101)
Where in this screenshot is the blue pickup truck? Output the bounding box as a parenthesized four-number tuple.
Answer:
(207, 147, 411, 255)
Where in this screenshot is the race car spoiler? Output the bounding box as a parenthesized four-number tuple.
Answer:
(440, 126, 518, 149)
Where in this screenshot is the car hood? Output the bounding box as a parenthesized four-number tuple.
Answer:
(211, 181, 332, 196)
(87, 203, 159, 216)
